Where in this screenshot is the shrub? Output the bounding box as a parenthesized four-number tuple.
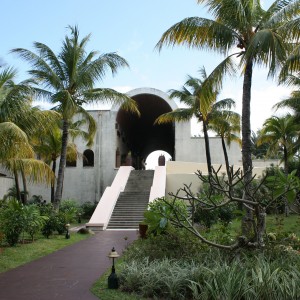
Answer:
(122, 227, 207, 262)
(22, 204, 48, 241)
(0, 199, 24, 246)
(144, 197, 188, 235)
(39, 204, 57, 238)
(60, 199, 79, 223)
(80, 201, 97, 219)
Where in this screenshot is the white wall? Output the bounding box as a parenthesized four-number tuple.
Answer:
(0, 176, 14, 199)
(175, 122, 242, 165)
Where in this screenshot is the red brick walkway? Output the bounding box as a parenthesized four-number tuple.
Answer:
(0, 230, 138, 300)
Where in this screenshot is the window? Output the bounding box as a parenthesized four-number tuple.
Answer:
(83, 149, 94, 167)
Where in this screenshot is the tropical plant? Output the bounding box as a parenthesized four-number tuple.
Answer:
(22, 204, 48, 241)
(257, 114, 299, 174)
(32, 125, 79, 202)
(155, 67, 237, 174)
(11, 25, 139, 209)
(250, 130, 270, 159)
(207, 108, 241, 176)
(0, 199, 24, 246)
(143, 197, 188, 236)
(0, 67, 57, 203)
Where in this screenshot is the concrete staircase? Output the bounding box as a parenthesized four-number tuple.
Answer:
(106, 170, 154, 229)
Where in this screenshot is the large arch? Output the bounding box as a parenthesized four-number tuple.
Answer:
(114, 88, 177, 169)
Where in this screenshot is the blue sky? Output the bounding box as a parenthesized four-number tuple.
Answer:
(1, 0, 291, 133)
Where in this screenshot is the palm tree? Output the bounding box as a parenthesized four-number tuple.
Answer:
(257, 114, 299, 174)
(156, 0, 300, 185)
(155, 67, 236, 174)
(0, 67, 56, 203)
(32, 126, 78, 203)
(12, 25, 139, 209)
(250, 130, 270, 159)
(208, 110, 241, 178)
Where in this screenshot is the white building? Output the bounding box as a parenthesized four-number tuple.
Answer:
(2, 87, 243, 202)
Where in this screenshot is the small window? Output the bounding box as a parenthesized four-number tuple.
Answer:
(83, 149, 94, 167)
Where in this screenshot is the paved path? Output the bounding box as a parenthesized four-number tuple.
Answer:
(0, 230, 138, 300)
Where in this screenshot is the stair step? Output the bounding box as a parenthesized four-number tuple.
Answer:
(107, 170, 154, 230)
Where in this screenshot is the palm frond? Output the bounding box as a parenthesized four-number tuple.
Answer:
(156, 17, 239, 55)
(155, 108, 194, 124)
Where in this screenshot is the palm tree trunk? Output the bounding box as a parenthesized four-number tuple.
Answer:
(202, 121, 212, 174)
(221, 137, 230, 181)
(283, 145, 289, 175)
(241, 60, 255, 241)
(283, 145, 290, 216)
(242, 60, 253, 182)
(54, 119, 69, 210)
(21, 169, 28, 204)
(13, 168, 21, 202)
(51, 156, 56, 203)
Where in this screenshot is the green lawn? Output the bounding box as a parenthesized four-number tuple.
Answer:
(0, 231, 91, 273)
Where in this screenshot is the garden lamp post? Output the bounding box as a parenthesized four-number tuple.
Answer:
(107, 247, 120, 289)
(65, 223, 70, 239)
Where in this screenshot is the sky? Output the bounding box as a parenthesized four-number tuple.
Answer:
(1, 0, 292, 136)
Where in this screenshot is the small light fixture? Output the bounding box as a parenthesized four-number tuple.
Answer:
(107, 247, 120, 289)
(65, 223, 70, 239)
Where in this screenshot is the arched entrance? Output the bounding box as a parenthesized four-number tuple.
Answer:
(114, 88, 177, 169)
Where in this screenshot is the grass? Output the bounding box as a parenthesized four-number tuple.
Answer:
(225, 213, 300, 235)
(0, 229, 91, 273)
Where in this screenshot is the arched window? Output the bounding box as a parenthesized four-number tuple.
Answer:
(83, 149, 94, 167)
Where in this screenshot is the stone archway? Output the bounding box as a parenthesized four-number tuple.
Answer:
(114, 88, 177, 169)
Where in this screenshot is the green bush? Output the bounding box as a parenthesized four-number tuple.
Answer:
(144, 197, 188, 235)
(60, 199, 79, 223)
(80, 201, 97, 219)
(122, 227, 207, 262)
(22, 204, 48, 241)
(0, 199, 24, 246)
(39, 203, 57, 238)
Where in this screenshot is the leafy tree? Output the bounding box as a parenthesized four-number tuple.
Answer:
(156, 67, 236, 174)
(12, 25, 139, 209)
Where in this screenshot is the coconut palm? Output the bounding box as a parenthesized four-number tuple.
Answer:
(0, 68, 57, 203)
(156, 0, 300, 185)
(155, 67, 236, 174)
(257, 114, 299, 174)
(32, 125, 78, 203)
(208, 110, 241, 178)
(11, 25, 139, 209)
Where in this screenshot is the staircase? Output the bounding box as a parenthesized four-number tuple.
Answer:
(106, 170, 154, 229)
